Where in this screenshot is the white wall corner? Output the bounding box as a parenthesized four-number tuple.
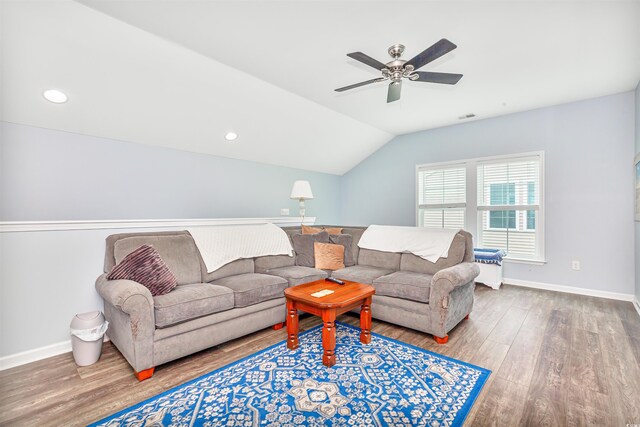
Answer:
(633, 296, 640, 318)
(503, 277, 635, 302)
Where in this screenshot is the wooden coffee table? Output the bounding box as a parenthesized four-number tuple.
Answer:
(284, 279, 375, 367)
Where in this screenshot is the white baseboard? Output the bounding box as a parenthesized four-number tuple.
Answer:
(633, 297, 640, 318)
(503, 278, 635, 302)
(0, 340, 71, 371)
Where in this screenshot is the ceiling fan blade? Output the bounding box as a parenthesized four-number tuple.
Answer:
(413, 71, 463, 85)
(405, 39, 457, 71)
(335, 78, 385, 92)
(347, 52, 387, 70)
(387, 81, 402, 103)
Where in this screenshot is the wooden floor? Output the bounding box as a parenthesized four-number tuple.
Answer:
(1, 284, 639, 426)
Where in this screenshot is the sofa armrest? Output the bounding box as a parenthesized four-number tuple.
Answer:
(95, 273, 156, 372)
(430, 262, 479, 309)
(95, 273, 154, 318)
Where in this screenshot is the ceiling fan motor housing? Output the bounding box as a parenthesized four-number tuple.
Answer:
(385, 47, 415, 82)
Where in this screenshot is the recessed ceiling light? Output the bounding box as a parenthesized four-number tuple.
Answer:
(43, 89, 68, 104)
(224, 132, 238, 141)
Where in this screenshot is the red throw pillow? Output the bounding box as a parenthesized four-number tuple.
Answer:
(107, 244, 177, 296)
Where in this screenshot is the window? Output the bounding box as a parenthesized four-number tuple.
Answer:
(489, 183, 516, 229)
(417, 165, 466, 229)
(416, 152, 544, 263)
(477, 155, 542, 260)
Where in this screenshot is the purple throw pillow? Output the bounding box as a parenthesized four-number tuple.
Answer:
(107, 244, 177, 296)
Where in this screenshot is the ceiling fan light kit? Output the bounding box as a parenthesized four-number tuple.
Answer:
(335, 38, 463, 103)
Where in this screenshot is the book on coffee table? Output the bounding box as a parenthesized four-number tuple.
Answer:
(310, 289, 335, 298)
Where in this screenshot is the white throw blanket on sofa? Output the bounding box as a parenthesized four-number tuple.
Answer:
(187, 223, 293, 273)
(357, 225, 460, 263)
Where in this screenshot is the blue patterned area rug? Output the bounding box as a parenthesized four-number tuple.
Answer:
(90, 322, 490, 427)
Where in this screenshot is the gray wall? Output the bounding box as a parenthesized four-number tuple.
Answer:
(635, 83, 640, 302)
(0, 122, 341, 223)
(340, 92, 636, 295)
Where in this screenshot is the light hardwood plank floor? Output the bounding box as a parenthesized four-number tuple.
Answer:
(1, 284, 639, 426)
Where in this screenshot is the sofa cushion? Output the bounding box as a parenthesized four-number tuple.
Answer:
(266, 265, 328, 286)
(108, 244, 177, 296)
(153, 283, 234, 328)
(283, 227, 301, 239)
(373, 271, 433, 303)
(301, 224, 322, 234)
(329, 234, 355, 267)
(358, 248, 401, 270)
(291, 231, 329, 267)
(212, 273, 288, 307)
(314, 242, 345, 270)
(332, 265, 395, 284)
(400, 233, 466, 275)
(254, 254, 295, 273)
(201, 258, 255, 282)
(302, 225, 343, 235)
(104, 231, 190, 273)
(114, 235, 202, 285)
(322, 227, 343, 235)
(341, 227, 366, 264)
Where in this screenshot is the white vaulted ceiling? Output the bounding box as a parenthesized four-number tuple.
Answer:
(2, 1, 639, 175)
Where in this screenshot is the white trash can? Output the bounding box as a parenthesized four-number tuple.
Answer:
(70, 311, 109, 366)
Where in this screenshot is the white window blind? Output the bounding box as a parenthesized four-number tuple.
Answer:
(417, 165, 466, 229)
(416, 152, 545, 263)
(477, 155, 542, 260)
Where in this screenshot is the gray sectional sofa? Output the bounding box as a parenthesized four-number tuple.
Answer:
(96, 226, 478, 380)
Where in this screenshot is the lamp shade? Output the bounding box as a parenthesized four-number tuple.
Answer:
(290, 180, 314, 200)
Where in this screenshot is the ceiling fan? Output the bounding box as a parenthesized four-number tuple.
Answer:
(335, 38, 463, 103)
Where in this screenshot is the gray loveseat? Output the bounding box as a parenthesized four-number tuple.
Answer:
(96, 226, 478, 380)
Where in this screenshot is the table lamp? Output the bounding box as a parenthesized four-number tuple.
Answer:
(290, 180, 314, 218)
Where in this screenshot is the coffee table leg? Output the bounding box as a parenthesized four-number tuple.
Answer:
(360, 296, 372, 344)
(322, 309, 337, 367)
(286, 299, 298, 350)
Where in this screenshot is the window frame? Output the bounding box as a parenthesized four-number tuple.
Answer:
(525, 181, 536, 231)
(415, 163, 467, 229)
(415, 151, 545, 264)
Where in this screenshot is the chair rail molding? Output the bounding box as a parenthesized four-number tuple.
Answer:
(0, 216, 316, 233)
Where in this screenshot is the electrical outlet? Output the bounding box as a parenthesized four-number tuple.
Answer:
(571, 260, 580, 271)
(280, 208, 290, 216)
